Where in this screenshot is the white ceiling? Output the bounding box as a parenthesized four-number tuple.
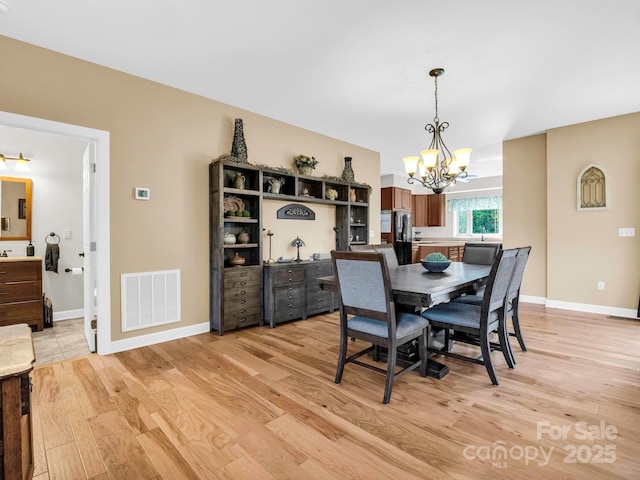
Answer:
(1, 0, 639, 180)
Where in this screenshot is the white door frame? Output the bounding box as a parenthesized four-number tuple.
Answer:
(0, 111, 112, 355)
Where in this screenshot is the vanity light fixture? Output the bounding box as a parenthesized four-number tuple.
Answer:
(0, 152, 31, 171)
(403, 68, 471, 194)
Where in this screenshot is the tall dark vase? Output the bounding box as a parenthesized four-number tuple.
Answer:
(341, 156, 355, 182)
(231, 118, 248, 162)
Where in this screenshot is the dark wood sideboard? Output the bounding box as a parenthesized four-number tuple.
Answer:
(263, 260, 337, 328)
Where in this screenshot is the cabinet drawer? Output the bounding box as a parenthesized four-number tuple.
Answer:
(274, 286, 305, 309)
(305, 262, 332, 278)
(223, 301, 262, 318)
(273, 306, 306, 324)
(0, 261, 41, 281)
(225, 287, 261, 307)
(224, 311, 262, 329)
(272, 266, 305, 285)
(0, 300, 41, 323)
(224, 272, 261, 289)
(0, 281, 41, 304)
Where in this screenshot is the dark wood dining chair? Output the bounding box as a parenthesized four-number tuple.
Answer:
(453, 246, 532, 352)
(421, 248, 518, 386)
(331, 250, 429, 404)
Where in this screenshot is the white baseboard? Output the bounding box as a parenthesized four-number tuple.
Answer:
(106, 321, 210, 355)
(53, 309, 85, 322)
(545, 299, 638, 319)
(520, 295, 546, 305)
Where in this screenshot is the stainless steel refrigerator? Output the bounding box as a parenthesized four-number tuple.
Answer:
(393, 210, 413, 265)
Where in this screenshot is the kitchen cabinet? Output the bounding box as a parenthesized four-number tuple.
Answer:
(417, 244, 465, 262)
(411, 244, 420, 264)
(381, 187, 411, 211)
(412, 195, 428, 227)
(412, 194, 446, 227)
(427, 194, 446, 227)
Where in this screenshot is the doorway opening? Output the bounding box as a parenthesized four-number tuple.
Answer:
(0, 111, 112, 355)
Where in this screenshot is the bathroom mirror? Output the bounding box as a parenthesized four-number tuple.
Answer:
(0, 176, 32, 240)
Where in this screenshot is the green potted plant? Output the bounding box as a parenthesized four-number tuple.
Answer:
(293, 155, 319, 176)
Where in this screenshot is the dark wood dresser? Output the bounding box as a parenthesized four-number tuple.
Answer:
(0, 257, 43, 332)
(263, 260, 336, 328)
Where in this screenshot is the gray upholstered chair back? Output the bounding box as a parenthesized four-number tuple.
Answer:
(462, 242, 502, 265)
(349, 243, 399, 268)
(483, 248, 518, 313)
(372, 244, 399, 268)
(332, 251, 393, 322)
(508, 246, 531, 301)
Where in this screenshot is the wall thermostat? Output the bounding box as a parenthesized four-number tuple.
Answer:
(135, 187, 150, 200)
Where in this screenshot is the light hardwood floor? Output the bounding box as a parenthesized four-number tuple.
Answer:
(30, 304, 640, 479)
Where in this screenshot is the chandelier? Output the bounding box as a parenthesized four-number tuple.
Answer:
(403, 68, 471, 194)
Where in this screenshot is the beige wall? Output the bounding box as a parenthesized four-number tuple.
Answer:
(546, 113, 639, 309)
(504, 113, 640, 310)
(503, 134, 547, 298)
(0, 35, 381, 341)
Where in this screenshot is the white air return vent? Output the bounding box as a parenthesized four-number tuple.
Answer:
(121, 270, 180, 332)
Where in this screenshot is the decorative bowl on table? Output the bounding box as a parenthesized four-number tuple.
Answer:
(420, 252, 451, 272)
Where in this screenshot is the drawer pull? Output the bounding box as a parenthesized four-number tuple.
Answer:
(240, 308, 247, 314)
(240, 290, 246, 295)
(287, 303, 293, 308)
(240, 318, 246, 323)
(288, 295, 293, 300)
(240, 299, 246, 304)
(240, 272, 247, 277)
(240, 281, 247, 286)
(288, 312, 293, 316)
(287, 269, 292, 274)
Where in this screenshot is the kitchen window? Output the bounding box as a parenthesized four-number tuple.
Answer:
(450, 196, 503, 237)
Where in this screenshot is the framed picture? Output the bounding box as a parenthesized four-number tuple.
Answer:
(18, 198, 26, 219)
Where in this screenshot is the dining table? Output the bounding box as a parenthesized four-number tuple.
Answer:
(317, 261, 491, 309)
(317, 261, 492, 378)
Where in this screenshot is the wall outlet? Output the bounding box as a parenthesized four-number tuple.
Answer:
(597, 281, 605, 290)
(63, 229, 71, 239)
(618, 227, 635, 237)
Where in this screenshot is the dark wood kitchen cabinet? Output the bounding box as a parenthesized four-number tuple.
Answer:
(412, 194, 446, 227)
(427, 193, 446, 227)
(381, 187, 411, 211)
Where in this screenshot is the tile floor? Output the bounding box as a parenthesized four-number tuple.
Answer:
(32, 318, 92, 366)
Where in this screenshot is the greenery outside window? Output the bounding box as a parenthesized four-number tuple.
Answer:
(450, 196, 502, 237)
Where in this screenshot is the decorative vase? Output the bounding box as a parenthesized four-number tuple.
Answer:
(229, 252, 246, 267)
(231, 118, 248, 162)
(233, 172, 246, 189)
(299, 165, 313, 176)
(237, 231, 249, 244)
(349, 188, 357, 202)
(341, 156, 355, 182)
(268, 177, 284, 194)
(224, 232, 236, 245)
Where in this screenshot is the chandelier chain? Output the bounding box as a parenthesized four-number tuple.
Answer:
(433, 75, 439, 123)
